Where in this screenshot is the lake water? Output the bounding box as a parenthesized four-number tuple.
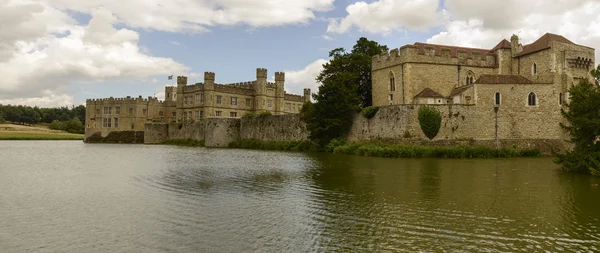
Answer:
(1, 141, 599, 252)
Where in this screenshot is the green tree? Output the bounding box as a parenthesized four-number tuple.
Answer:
(316, 37, 388, 108)
(418, 106, 442, 140)
(306, 72, 360, 146)
(591, 64, 600, 84)
(554, 78, 600, 176)
(65, 117, 84, 134)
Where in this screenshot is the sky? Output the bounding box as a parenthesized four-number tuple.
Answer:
(2, 0, 600, 107)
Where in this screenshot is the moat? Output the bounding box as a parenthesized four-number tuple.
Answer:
(1, 141, 599, 252)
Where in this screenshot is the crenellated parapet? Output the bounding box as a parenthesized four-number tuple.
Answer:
(215, 84, 255, 95)
(86, 95, 165, 104)
(373, 43, 498, 70)
(284, 93, 305, 102)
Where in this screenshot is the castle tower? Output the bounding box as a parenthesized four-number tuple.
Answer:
(254, 68, 268, 111)
(204, 72, 215, 117)
(511, 34, 520, 55)
(303, 88, 311, 103)
(176, 76, 187, 121)
(274, 71, 285, 115)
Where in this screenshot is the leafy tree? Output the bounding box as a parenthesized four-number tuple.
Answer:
(305, 72, 360, 146)
(418, 106, 442, 140)
(591, 64, 600, 84)
(65, 117, 84, 134)
(316, 37, 388, 108)
(554, 79, 600, 176)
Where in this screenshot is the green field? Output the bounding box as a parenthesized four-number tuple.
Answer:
(0, 132, 83, 140)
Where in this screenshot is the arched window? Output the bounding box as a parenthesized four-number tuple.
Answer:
(466, 71, 474, 85)
(389, 72, 396, 91)
(495, 92, 501, 105)
(533, 63, 537, 75)
(559, 93, 563, 105)
(528, 92, 537, 106)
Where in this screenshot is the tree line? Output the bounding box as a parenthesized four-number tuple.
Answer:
(0, 104, 86, 134)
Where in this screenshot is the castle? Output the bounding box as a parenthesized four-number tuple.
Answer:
(85, 68, 310, 139)
(370, 33, 595, 142)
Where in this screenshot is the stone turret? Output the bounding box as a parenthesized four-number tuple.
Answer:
(511, 34, 521, 55)
(204, 72, 215, 117)
(176, 76, 187, 121)
(275, 72, 285, 114)
(303, 88, 311, 103)
(255, 68, 268, 111)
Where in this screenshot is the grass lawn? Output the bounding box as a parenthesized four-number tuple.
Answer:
(0, 124, 83, 140)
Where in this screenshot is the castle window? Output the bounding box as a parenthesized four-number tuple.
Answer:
(200, 94, 204, 103)
(188, 111, 192, 121)
(246, 98, 252, 107)
(87, 124, 90, 128)
(268, 100, 273, 108)
(102, 118, 112, 128)
(495, 92, 501, 105)
(172, 112, 176, 117)
(195, 94, 200, 104)
(129, 108, 133, 114)
(533, 63, 537, 75)
(159, 111, 164, 117)
(528, 92, 537, 106)
(115, 107, 120, 114)
(230, 112, 237, 118)
(103, 107, 111, 115)
(113, 118, 119, 128)
(559, 93, 563, 105)
(131, 123, 134, 129)
(184, 96, 188, 104)
(389, 94, 393, 101)
(200, 111, 204, 117)
(215, 111, 222, 117)
(167, 93, 170, 99)
(466, 72, 474, 85)
(231, 97, 238, 105)
(389, 72, 396, 91)
(216, 95, 222, 104)
(286, 103, 291, 111)
(195, 110, 200, 120)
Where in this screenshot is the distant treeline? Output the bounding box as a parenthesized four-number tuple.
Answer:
(0, 104, 86, 134)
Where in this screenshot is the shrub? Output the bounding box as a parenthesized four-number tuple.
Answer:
(49, 120, 66, 131)
(361, 106, 380, 119)
(324, 138, 346, 152)
(242, 112, 257, 119)
(418, 106, 442, 140)
(257, 111, 272, 117)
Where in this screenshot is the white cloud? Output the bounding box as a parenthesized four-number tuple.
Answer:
(322, 35, 333, 41)
(44, 0, 335, 33)
(427, 0, 600, 61)
(0, 92, 74, 108)
(0, 1, 188, 107)
(327, 0, 439, 34)
(284, 59, 328, 96)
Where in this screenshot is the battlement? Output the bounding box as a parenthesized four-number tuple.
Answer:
(284, 93, 304, 102)
(266, 82, 277, 89)
(183, 83, 205, 92)
(177, 76, 187, 85)
(204, 72, 215, 81)
(275, 72, 285, 82)
(86, 95, 165, 104)
(256, 68, 267, 79)
(373, 43, 498, 70)
(215, 83, 255, 95)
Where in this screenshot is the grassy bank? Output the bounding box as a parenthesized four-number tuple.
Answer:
(0, 132, 83, 140)
(228, 139, 317, 152)
(227, 139, 541, 158)
(333, 141, 541, 158)
(162, 139, 205, 147)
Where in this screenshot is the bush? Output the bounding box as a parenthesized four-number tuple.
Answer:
(324, 138, 346, 152)
(228, 139, 318, 152)
(49, 120, 66, 131)
(418, 106, 442, 140)
(332, 141, 541, 159)
(361, 106, 380, 119)
(257, 111, 272, 117)
(242, 112, 257, 119)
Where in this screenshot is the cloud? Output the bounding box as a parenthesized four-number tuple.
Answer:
(322, 35, 333, 41)
(0, 1, 188, 107)
(426, 0, 600, 61)
(284, 59, 328, 96)
(327, 0, 439, 34)
(0, 92, 74, 108)
(44, 0, 335, 33)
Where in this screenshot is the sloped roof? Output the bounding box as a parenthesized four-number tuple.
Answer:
(449, 84, 474, 97)
(475, 74, 533, 84)
(514, 33, 574, 57)
(414, 88, 445, 98)
(491, 39, 511, 51)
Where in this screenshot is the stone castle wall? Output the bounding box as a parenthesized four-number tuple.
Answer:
(239, 115, 308, 141)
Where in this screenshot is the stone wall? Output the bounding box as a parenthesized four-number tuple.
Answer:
(204, 119, 239, 147)
(240, 114, 308, 141)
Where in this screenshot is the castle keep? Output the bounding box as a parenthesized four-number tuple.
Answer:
(85, 68, 310, 140)
(371, 33, 595, 142)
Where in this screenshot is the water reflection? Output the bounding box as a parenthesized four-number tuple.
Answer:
(0, 142, 599, 252)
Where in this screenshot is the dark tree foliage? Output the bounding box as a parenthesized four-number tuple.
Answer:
(0, 104, 85, 133)
(305, 72, 360, 146)
(591, 64, 600, 84)
(418, 106, 442, 140)
(316, 37, 388, 108)
(554, 78, 600, 176)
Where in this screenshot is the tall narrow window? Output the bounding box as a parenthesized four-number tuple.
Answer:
(114, 118, 119, 128)
(495, 92, 501, 105)
(389, 72, 396, 91)
(559, 93, 563, 105)
(533, 63, 537, 75)
(528, 92, 537, 106)
(466, 72, 474, 85)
